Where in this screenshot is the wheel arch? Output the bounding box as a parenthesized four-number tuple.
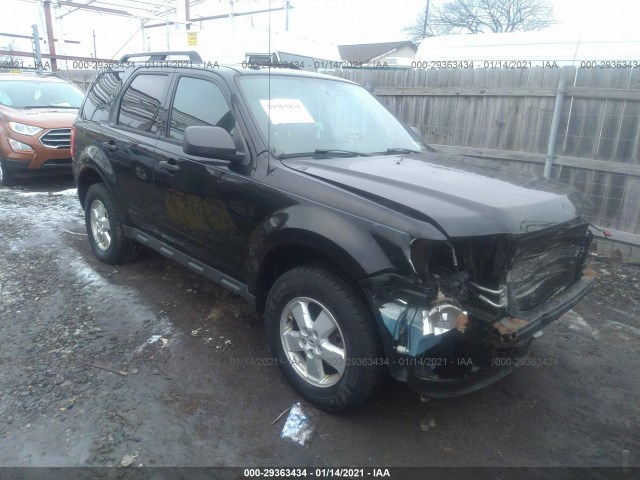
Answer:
(251, 229, 396, 314)
(77, 166, 105, 209)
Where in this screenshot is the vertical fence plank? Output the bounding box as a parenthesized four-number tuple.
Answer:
(501, 68, 528, 152)
(519, 67, 545, 153)
(534, 67, 561, 155)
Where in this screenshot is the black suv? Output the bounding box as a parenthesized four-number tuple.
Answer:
(72, 52, 596, 412)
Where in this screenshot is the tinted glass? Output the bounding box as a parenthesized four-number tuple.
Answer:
(81, 71, 123, 122)
(169, 77, 235, 141)
(117, 74, 167, 133)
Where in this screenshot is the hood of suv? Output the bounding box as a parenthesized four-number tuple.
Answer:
(282, 152, 588, 237)
(0, 106, 77, 129)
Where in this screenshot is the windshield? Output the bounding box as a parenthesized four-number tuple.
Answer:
(237, 75, 426, 157)
(0, 80, 84, 109)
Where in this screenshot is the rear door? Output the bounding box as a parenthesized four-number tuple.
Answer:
(104, 72, 170, 235)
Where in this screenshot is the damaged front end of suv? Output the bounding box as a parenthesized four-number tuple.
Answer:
(364, 220, 596, 397)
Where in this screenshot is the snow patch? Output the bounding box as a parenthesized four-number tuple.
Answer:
(14, 188, 77, 197)
(562, 310, 601, 339)
(605, 321, 640, 338)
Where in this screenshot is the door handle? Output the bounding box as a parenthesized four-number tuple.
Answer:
(159, 160, 180, 172)
(102, 140, 117, 153)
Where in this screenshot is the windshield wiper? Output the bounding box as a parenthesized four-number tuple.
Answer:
(373, 147, 422, 155)
(313, 149, 370, 157)
(277, 149, 370, 159)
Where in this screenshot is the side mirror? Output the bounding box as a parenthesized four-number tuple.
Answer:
(183, 126, 237, 159)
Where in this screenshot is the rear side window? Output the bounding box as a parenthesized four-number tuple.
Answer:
(117, 74, 168, 134)
(81, 71, 123, 122)
(168, 76, 235, 142)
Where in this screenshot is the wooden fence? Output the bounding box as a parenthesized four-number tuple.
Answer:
(330, 67, 640, 261)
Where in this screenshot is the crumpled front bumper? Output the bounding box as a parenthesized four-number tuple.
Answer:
(363, 268, 597, 398)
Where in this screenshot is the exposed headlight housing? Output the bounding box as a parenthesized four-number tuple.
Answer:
(410, 238, 461, 279)
(8, 122, 43, 136)
(8, 138, 35, 152)
(423, 302, 468, 335)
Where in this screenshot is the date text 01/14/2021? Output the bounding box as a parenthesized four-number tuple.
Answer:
(243, 468, 391, 477)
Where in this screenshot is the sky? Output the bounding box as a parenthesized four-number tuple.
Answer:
(0, 0, 639, 64)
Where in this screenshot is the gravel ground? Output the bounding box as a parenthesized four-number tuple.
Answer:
(0, 178, 639, 471)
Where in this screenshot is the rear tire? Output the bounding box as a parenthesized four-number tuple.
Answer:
(84, 183, 139, 264)
(265, 265, 385, 412)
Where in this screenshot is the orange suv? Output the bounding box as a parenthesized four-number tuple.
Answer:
(0, 72, 84, 186)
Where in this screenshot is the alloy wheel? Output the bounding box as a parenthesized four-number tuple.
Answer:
(89, 199, 111, 251)
(280, 296, 346, 387)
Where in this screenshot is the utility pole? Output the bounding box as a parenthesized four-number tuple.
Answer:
(422, 0, 431, 39)
(92, 30, 97, 59)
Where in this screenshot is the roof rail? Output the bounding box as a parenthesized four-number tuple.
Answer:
(118, 51, 203, 63)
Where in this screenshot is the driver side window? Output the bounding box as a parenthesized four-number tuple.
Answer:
(169, 77, 235, 142)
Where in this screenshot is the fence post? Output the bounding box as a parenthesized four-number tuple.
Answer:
(544, 72, 566, 178)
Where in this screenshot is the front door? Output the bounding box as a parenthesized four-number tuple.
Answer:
(153, 74, 256, 279)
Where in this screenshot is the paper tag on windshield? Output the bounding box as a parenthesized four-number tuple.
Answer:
(260, 98, 314, 125)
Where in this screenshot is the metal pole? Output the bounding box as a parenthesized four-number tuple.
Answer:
(55, 3, 67, 69)
(544, 73, 566, 178)
(285, 0, 289, 31)
(166, 14, 170, 50)
(141, 21, 146, 51)
(31, 24, 43, 75)
(43, 0, 57, 71)
(92, 30, 97, 59)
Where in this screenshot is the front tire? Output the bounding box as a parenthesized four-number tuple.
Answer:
(84, 183, 139, 264)
(265, 265, 385, 412)
(0, 157, 14, 187)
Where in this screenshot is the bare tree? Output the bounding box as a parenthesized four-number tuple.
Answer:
(403, 6, 448, 44)
(0, 40, 20, 66)
(405, 0, 554, 43)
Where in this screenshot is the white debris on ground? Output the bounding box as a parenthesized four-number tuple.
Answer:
(419, 414, 436, 432)
(120, 452, 139, 467)
(280, 402, 314, 446)
(136, 335, 169, 353)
